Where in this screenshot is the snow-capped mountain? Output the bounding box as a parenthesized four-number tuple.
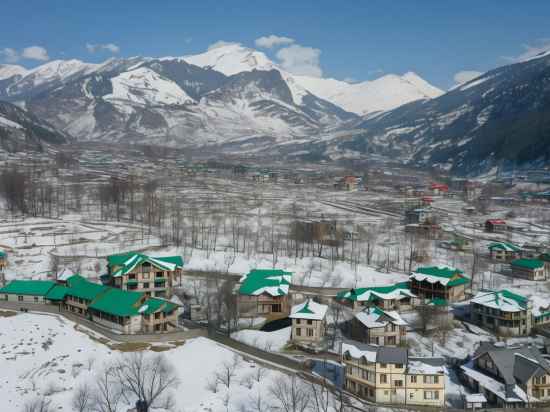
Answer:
(0, 64, 29, 81)
(293, 72, 443, 115)
(0, 101, 69, 152)
(316, 51, 550, 174)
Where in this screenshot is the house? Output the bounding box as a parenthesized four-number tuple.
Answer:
(342, 342, 445, 407)
(289, 299, 328, 348)
(0, 250, 6, 271)
(405, 208, 433, 225)
(511, 258, 548, 281)
(351, 306, 408, 346)
(430, 183, 449, 196)
(461, 342, 550, 408)
(409, 266, 470, 303)
(532, 294, 550, 328)
(488, 242, 522, 262)
(104, 253, 183, 298)
(540, 253, 550, 274)
(485, 219, 507, 233)
(1, 276, 178, 334)
(335, 176, 362, 191)
(238, 269, 292, 317)
(470, 290, 533, 336)
(336, 282, 418, 312)
(0, 280, 57, 304)
(465, 393, 487, 410)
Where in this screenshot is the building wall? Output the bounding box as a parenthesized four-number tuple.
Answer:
(238, 294, 290, 316)
(291, 318, 325, 344)
(350, 318, 406, 346)
(2, 293, 48, 304)
(470, 303, 532, 336)
(512, 266, 546, 281)
(113, 263, 180, 298)
(142, 310, 178, 333)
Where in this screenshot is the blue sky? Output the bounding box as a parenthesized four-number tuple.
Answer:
(2, 0, 550, 89)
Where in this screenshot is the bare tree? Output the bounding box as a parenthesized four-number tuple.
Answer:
(91, 367, 122, 412)
(415, 304, 439, 335)
(22, 397, 51, 412)
(113, 352, 179, 412)
(72, 383, 92, 412)
(216, 354, 240, 388)
(269, 374, 310, 412)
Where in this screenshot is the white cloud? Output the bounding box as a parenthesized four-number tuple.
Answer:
(255, 35, 295, 49)
(86, 42, 120, 54)
(275, 44, 322, 77)
(21, 46, 49, 61)
(207, 40, 240, 51)
(504, 38, 550, 62)
(0, 48, 20, 63)
(453, 70, 483, 85)
(1, 46, 49, 63)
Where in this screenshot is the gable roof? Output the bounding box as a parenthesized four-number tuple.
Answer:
(488, 242, 522, 252)
(354, 306, 407, 328)
(138, 298, 178, 315)
(65, 276, 108, 301)
(45, 285, 69, 301)
(238, 269, 292, 296)
(486, 219, 506, 225)
(289, 299, 328, 320)
(89, 288, 144, 317)
(410, 266, 470, 287)
(108, 253, 183, 277)
(471, 290, 529, 313)
(511, 258, 544, 270)
(0, 280, 56, 296)
(336, 282, 415, 302)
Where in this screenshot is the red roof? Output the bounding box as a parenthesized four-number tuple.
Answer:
(486, 219, 506, 225)
(422, 196, 433, 202)
(430, 183, 449, 191)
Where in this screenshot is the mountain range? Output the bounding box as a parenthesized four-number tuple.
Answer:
(0, 44, 549, 175)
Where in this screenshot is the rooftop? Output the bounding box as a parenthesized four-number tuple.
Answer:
(0, 280, 56, 296)
(289, 299, 328, 320)
(410, 266, 469, 287)
(108, 253, 183, 277)
(471, 289, 529, 312)
(336, 282, 414, 302)
(238, 269, 292, 296)
(511, 258, 544, 270)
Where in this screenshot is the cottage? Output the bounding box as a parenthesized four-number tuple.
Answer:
(465, 393, 487, 410)
(511, 258, 547, 281)
(405, 208, 433, 225)
(0, 280, 57, 304)
(487, 242, 522, 262)
(105, 253, 183, 298)
(289, 299, 328, 348)
(409, 266, 470, 303)
(238, 269, 292, 317)
(335, 176, 362, 191)
(336, 282, 417, 312)
(351, 306, 408, 346)
(342, 342, 445, 407)
(470, 290, 533, 336)
(485, 219, 507, 233)
(461, 343, 550, 408)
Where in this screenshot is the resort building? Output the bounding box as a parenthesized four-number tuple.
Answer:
(105, 253, 183, 298)
(237, 269, 292, 317)
(470, 290, 533, 336)
(510, 258, 547, 281)
(289, 299, 328, 348)
(409, 266, 470, 303)
(351, 306, 407, 346)
(342, 342, 445, 407)
(336, 282, 417, 312)
(488, 242, 522, 262)
(0, 276, 178, 334)
(461, 343, 550, 408)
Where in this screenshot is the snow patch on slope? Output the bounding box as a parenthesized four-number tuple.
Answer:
(0, 64, 28, 80)
(0, 114, 23, 129)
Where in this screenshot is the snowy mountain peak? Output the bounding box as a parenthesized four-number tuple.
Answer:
(184, 43, 276, 76)
(0, 64, 29, 80)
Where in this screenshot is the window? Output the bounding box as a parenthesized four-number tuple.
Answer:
(380, 374, 387, 384)
(18, 295, 23, 302)
(34, 296, 39, 303)
(379, 363, 387, 369)
(394, 380, 403, 387)
(155, 312, 161, 319)
(307, 329, 314, 337)
(424, 390, 439, 400)
(395, 363, 403, 369)
(3, 294, 7, 300)
(307, 320, 313, 325)
(143, 283, 150, 289)
(424, 375, 436, 384)
(143, 272, 150, 279)
(296, 319, 301, 324)
(296, 328, 301, 336)
(434, 376, 439, 384)
(410, 375, 417, 383)
(156, 271, 163, 277)
(129, 274, 136, 280)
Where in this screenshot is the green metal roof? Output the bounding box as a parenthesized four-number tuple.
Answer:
(0, 280, 56, 296)
(45, 285, 69, 301)
(139, 298, 178, 315)
(0, 250, 7, 258)
(238, 269, 292, 296)
(488, 242, 522, 252)
(414, 266, 464, 278)
(89, 288, 144, 317)
(429, 298, 448, 306)
(336, 282, 411, 301)
(107, 253, 183, 277)
(511, 258, 544, 270)
(65, 278, 108, 301)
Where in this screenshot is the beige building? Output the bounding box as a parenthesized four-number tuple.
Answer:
(289, 299, 328, 348)
(106, 253, 183, 298)
(351, 307, 407, 346)
(510, 258, 547, 281)
(342, 342, 445, 407)
(238, 269, 292, 317)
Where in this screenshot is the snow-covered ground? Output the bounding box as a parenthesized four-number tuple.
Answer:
(0, 312, 333, 411)
(231, 327, 291, 352)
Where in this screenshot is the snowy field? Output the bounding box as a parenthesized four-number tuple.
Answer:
(0, 312, 334, 412)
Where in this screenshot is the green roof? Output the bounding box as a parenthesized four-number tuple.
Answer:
(89, 288, 144, 317)
(540, 253, 550, 262)
(447, 277, 470, 287)
(336, 282, 411, 301)
(140, 298, 178, 315)
(429, 298, 448, 306)
(499, 289, 528, 306)
(238, 269, 292, 296)
(65, 277, 108, 301)
(45, 285, 69, 301)
(0, 280, 56, 296)
(511, 258, 544, 270)
(414, 266, 464, 278)
(107, 253, 183, 277)
(0, 250, 7, 258)
(488, 242, 522, 252)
